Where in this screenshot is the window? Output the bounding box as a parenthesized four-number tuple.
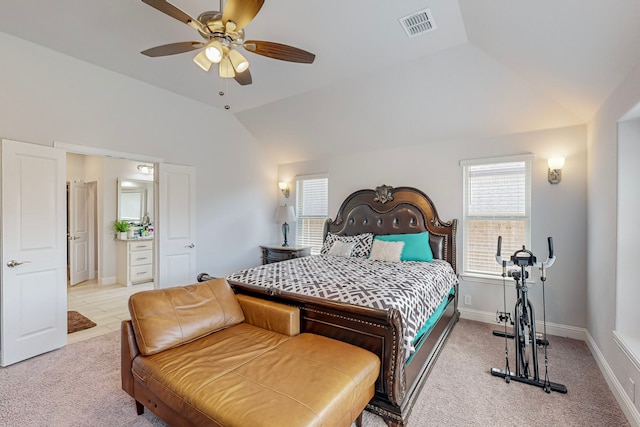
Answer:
(295, 175, 328, 254)
(461, 155, 532, 277)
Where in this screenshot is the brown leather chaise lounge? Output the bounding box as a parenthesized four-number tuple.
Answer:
(121, 278, 380, 427)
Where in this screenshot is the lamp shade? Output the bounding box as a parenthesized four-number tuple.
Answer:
(193, 50, 213, 72)
(219, 56, 235, 78)
(228, 49, 249, 73)
(548, 157, 565, 170)
(275, 205, 296, 223)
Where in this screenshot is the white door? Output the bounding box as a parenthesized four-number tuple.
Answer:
(68, 180, 89, 285)
(1, 139, 67, 367)
(157, 163, 196, 288)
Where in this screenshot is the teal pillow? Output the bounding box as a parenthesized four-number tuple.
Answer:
(374, 232, 434, 262)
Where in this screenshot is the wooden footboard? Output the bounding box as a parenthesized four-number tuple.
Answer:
(227, 280, 459, 426)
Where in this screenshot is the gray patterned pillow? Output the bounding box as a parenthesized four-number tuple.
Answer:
(321, 232, 374, 258)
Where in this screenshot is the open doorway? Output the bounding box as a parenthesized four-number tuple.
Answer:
(66, 153, 156, 287)
(67, 179, 97, 286)
(65, 152, 158, 342)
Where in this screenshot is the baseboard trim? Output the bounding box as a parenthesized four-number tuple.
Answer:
(99, 276, 116, 285)
(459, 307, 640, 426)
(458, 307, 587, 341)
(586, 332, 640, 427)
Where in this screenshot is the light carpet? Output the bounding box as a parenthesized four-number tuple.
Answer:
(0, 319, 629, 426)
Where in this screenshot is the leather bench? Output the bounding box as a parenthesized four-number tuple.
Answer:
(121, 278, 380, 427)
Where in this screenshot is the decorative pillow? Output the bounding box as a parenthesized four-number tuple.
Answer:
(368, 240, 404, 262)
(321, 232, 374, 258)
(327, 240, 357, 257)
(374, 231, 434, 262)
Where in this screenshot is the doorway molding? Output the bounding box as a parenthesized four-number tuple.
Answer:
(54, 141, 164, 163)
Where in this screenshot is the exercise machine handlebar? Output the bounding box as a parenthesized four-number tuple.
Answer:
(495, 236, 556, 269)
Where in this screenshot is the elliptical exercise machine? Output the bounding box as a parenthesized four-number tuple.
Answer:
(490, 236, 567, 394)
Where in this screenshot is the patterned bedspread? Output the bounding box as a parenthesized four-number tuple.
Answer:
(227, 255, 459, 358)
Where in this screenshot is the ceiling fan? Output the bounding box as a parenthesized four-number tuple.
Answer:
(140, 0, 316, 86)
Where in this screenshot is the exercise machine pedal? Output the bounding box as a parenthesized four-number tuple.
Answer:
(492, 329, 549, 347)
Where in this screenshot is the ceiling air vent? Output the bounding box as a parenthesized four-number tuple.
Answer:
(399, 8, 436, 38)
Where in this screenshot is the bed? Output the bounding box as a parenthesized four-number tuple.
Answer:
(204, 185, 459, 427)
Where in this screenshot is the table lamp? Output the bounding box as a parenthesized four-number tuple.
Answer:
(275, 205, 296, 247)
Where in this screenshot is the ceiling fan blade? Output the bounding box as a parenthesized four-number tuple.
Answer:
(142, 0, 201, 30)
(141, 41, 205, 57)
(222, 0, 264, 32)
(243, 40, 315, 64)
(234, 69, 252, 86)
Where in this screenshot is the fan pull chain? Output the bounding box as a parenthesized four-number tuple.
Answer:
(219, 78, 231, 110)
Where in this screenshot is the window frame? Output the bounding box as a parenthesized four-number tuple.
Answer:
(460, 154, 533, 280)
(294, 174, 328, 255)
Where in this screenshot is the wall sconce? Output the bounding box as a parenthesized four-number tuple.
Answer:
(137, 164, 154, 174)
(278, 181, 290, 198)
(548, 157, 565, 184)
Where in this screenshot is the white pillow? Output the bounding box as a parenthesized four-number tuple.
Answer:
(368, 240, 404, 262)
(327, 240, 357, 257)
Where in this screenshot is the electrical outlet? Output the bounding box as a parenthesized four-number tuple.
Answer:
(464, 294, 471, 305)
(628, 378, 635, 403)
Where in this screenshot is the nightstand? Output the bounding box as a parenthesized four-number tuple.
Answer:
(260, 245, 311, 265)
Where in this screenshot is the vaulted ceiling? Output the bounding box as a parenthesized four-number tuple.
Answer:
(1, 0, 639, 164)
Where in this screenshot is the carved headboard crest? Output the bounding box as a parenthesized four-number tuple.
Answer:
(373, 185, 394, 204)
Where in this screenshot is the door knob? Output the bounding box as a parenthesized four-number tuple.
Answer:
(7, 260, 31, 268)
(185, 243, 195, 249)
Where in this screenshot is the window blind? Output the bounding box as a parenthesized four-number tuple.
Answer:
(463, 159, 531, 276)
(295, 176, 328, 254)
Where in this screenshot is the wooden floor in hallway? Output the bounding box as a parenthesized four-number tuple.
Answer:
(67, 281, 154, 344)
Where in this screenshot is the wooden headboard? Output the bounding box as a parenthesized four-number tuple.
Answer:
(324, 185, 458, 273)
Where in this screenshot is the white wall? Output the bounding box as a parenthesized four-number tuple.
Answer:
(588, 58, 640, 418)
(280, 124, 588, 328)
(0, 32, 276, 279)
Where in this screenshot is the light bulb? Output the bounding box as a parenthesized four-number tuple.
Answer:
(228, 49, 249, 73)
(204, 41, 223, 63)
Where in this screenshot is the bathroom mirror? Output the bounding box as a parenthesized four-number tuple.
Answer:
(117, 178, 153, 223)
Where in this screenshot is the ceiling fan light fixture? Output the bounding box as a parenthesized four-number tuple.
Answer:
(219, 56, 235, 78)
(204, 40, 224, 63)
(228, 49, 250, 73)
(140, 0, 316, 87)
(193, 50, 213, 71)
